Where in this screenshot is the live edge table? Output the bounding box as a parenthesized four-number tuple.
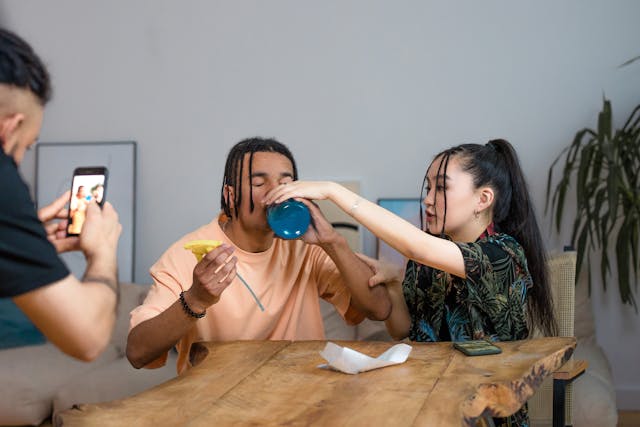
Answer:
(58, 337, 575, 427)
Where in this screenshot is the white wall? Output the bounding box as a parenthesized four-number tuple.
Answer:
(3, 0, 639, 409)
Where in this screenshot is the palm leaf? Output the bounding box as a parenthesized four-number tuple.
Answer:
(597, 99, 613, 142)
(616, 221, 637, 309)
(547, 96, 639, 310)
(575, 224, 589, 278)
(576, 143, 594, 209)
(618, 55, 640, 68)
(631, 218, 639, 279)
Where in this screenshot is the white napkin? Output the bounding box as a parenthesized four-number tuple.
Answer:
(318, 342, 412, 374)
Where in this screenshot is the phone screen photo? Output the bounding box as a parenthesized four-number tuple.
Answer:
(67, 166, 108, 236)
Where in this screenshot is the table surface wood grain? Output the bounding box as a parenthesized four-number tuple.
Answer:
(57, 337, 575, 427)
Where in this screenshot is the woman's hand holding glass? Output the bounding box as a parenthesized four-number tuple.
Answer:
(263, 181, 337, 206)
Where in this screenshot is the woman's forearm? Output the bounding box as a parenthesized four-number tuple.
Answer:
(382, 280, 411, 340)
(324, 183, 465, 278)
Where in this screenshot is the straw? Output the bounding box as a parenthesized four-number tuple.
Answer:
(183, 242, 264, 312)
(236, 272, 265, 312)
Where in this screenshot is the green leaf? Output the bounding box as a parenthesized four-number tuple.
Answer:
(576, 144, 593, 210)
(616, 224, 637, 310)
(600, 230, 610, 288)
(607, 167, 620, 230)
(598, 99, 613, 142)
(570, 213, 583, 247)
(591, 145, 604, 189)
(587, 253, 593, 297)
(623, 104, 640, 134)
(575, 224, 589, 278)
(545, 164, 554, 215)
(631, 219, 639, 279)
(618, 55, 640, 68)
(598, 206, 609, 250)
(556, 182, 568, 233)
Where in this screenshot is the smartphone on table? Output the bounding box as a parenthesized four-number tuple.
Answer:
(66, 166, 108, 236)
(453, 340, 502, 356)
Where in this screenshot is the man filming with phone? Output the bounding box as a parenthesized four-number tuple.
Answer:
(0, 28, 122, 361)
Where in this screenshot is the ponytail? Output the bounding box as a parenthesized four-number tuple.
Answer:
(488, 139, 557, 337)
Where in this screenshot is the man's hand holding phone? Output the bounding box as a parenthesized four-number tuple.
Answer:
(38, 190, 80, 253)
(39, 189, 121, 259)
(39, 166, 120, 262)
(80, 201, 122, 262)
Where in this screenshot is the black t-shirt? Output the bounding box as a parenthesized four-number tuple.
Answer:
(0, 149, 69, 297)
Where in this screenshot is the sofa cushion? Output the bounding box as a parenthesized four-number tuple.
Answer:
(356, 318, 392, 341)
(0, 342, 119, 426)
(0, 298, 46, 349)
(320, 299, 357, 340)
(52, 350, 178, 422)
(572, 341, 618, 427)
(110, 282, 151, 356)
(574, 269, 597, 345)
(320, 299, 392, 341)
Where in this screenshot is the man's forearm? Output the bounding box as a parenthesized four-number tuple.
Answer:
(82, 251, 118, 290)
(126, 298, 202, 369)
(321, 236, 391, 321)
(81, 252, 119, 317)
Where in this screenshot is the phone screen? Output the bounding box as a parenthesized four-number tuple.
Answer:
(67, 167, 108, 236)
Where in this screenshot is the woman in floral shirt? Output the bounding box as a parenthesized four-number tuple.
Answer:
(265, 139, 557, 426)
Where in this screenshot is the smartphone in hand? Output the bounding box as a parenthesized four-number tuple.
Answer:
(66, 166, 108, 236)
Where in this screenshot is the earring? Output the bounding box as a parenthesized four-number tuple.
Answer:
(473, 210, 480, 220)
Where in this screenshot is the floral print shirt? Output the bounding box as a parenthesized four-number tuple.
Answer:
(403, 228, 532, 426)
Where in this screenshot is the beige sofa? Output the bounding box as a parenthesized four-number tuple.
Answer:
(0, 283, 177, 426)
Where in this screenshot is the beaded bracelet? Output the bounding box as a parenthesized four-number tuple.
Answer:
(179, 291, 206, 319)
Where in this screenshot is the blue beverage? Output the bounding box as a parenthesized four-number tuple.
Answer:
(267, 199, 311, 239)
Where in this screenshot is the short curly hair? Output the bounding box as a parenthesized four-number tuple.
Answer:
(0, 28, 51, 105)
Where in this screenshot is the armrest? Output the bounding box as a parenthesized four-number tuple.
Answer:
(553, 359, 588, 381)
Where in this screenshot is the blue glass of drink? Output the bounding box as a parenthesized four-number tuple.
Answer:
(267, 199, 311, 239)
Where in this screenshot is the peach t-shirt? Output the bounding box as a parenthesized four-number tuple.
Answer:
(130, 217, 364, 374)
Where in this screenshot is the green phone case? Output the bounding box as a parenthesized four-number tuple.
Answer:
(453, 340, 502, 356)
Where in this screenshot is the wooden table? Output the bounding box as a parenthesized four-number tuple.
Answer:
(57, 337, 575, 427)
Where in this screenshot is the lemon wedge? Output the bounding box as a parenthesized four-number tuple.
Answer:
(183, 239, 265, 312)
(184, 240, 223, 262)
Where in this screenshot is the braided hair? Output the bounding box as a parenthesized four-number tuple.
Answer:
(421, 139, 557, 337)
(0, 28, 51, 105)
(220, 137, 298, 219)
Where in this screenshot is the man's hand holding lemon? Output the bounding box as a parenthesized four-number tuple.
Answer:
(183, 240, 237, 313)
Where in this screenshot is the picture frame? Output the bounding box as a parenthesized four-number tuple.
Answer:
(376, 198, 422, 267)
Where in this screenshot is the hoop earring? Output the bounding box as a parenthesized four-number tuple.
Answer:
(473, 210, 480, 220)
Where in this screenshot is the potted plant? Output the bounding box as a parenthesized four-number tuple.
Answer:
(546, 91, 640, 310)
